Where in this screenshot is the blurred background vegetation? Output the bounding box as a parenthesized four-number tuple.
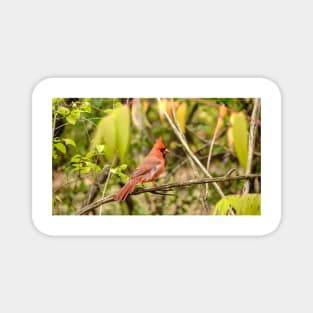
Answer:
(52, 98, 261, 215)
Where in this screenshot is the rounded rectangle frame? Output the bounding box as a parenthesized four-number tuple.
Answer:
(32, 77, 281, 236)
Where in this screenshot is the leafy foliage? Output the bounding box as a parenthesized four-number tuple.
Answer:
(70, 153, 101, 174)
(110, 164, 129, 183)
(53, 137, 76, 160)
(213, 194, 261, 215)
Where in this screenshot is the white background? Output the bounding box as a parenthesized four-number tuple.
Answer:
(0, 1, 311, 312)
(32, 78, 281, 236)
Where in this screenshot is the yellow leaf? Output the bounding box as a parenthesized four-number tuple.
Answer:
(227, 127, 234, 152)
(230, 112, 248, 169)
(176, 102, 187, 133)
(115, 105, 130, 163)
(158, 99, 172, 123)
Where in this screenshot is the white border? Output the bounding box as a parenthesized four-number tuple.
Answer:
(32, 77, 281, 236)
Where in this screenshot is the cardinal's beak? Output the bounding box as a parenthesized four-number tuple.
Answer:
(164, 148, 170, 154)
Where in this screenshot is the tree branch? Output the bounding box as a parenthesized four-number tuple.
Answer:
(82, 167, 109, 209)
(74, 173, 260, 215)
(243, 98, 261, 194)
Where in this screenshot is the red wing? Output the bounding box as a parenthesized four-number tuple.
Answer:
(130, 156, 162, 178)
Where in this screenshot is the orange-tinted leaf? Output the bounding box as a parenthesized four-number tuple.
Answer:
(131, 99, 143, 130)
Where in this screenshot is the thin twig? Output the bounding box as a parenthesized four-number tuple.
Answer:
(206, 131, 218, 171)
(243, 98, 261, 194)
(52, 112, 57, 138)
(164, 111, 225, 198)
(99, 168, 112, 215)
(74, 173, 260, 215)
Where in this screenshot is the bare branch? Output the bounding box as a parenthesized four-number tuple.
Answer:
(82, 167, 109, 208)
(75, 173, 260, 215)
(243, 98, 261, 194)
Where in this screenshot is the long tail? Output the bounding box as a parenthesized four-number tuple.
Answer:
(113, 177, 143, 201)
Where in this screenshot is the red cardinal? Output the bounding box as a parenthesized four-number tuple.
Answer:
(113, 137, 169, 201)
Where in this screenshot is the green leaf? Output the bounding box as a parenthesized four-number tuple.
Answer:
(110, 164, 129, 183)
(53, 98, 62, 105)
(115, 105, 130, 162)
(72, 163, 82, 171)
(230, 112, 248, 169)
(54, 142, 66, 154)
(52, 150, 58, 159)
(70, 154, 82, 163)
(57, 106, 70, 116)
(90, 113, 116, 162)
(66, 109, 80, 125)
(96, 144, 105, 154)
(63, 138, 76, 147)
(80, 102, 91, 113)
(119, 164, 128, 171)
(86, 151, 97, 159)
(213, 194, 261, 215)
(80, 167, 91, 174)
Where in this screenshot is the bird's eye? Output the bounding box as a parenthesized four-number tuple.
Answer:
(160, 148, 165, 153)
